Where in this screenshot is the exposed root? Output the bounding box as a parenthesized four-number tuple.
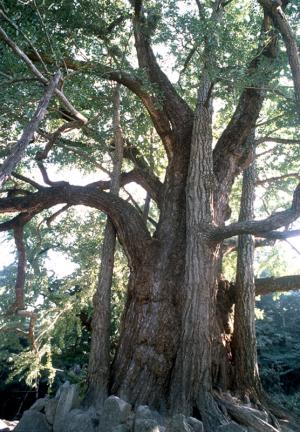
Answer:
(197, 391, 229, 431)
(219, 399, 280, 432)
(263, 395, 300, 432)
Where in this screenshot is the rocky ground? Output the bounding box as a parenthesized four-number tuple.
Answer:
(2, 381, 298, 432)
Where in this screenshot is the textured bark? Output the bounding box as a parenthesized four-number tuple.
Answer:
(87, 85, 124, 405)
(232, 135, 262, 398)
(169, 75, 227, 430)
(110, 134, 191, 410)
(0, 71, 61, 187)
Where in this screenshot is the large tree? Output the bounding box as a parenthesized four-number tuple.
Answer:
(1, 0, 300, 430)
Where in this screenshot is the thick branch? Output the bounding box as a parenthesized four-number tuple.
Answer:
(212, 182, 300, 240)
(88, 83, 124, 405)
(0, 72, 61, 187)
(0, 184, 151, 266)
(131, 1, 193, 154)
(256, 275, 300, 296)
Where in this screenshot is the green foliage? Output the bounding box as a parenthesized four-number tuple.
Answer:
(257, 293, 300, 415)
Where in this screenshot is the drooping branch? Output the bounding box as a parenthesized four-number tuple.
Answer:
(0, 26, 87, 124)
(0, 72, 61, 187)
(212, 182, 300, 241)
(255, 275, 300, 296)
(36, 120, 82, 161)
(0, 183, 151, 266)
(11, 172, 44, 190)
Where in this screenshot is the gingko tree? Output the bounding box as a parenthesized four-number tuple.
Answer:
(0, 0, 300, 430)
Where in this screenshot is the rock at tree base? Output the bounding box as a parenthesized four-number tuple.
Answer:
(217, 423, 247, 432)
(112, 425, 131, 432)
(134, 418, 160, 432)
(166, 414, 193, 432)
(30, 397, 49, 412)
(99, 396, 132, 432)
(187, 417, 204, 432)
(14, 410, 51, 432)
(53, 382, 80, 432)
(45, 398, 59, 425)
(64, 409, 98, 432)
(135, 405, 164, 427)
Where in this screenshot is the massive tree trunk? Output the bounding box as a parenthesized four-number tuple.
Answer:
(111, 127, 191, 411)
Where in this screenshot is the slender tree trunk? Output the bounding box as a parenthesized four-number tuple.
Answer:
(87, 84, 124, 405)
(232, 133, 262, 399)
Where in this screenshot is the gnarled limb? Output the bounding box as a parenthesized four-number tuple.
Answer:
(0, 183, 151, 267)
(130, 0, 193, 156)
(212, 182, 300, 240)
(223, 237, 275, 255)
